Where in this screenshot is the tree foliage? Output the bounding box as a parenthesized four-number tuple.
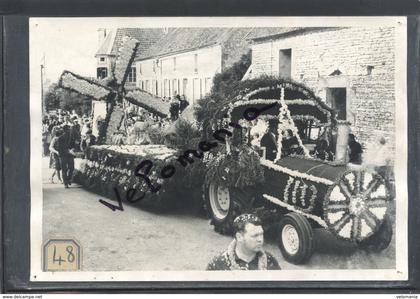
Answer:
(195, 50, 252, 138)
(44, 83, 92, 115)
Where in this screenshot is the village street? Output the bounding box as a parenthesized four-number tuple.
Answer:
(42, 157, 396, 272)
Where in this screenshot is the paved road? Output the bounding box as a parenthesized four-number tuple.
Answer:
(42, 158, 395, 271)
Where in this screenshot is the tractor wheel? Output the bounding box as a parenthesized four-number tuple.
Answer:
(204, 183, 253, 235)
(277, 212, 314, 264)
(357, 215, 393, 252)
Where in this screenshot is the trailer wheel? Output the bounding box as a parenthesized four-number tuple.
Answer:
(277, 212, 314, 264)
(204, 183, 253, 235)
(357, 215, 393, 252)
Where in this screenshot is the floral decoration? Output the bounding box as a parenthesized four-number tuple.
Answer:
(60, 71, 111, 99)
(114, 36, 139, 85)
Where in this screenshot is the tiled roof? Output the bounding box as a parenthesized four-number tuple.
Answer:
(111, 28, 166, 56)
(135, 28, 247, 61)
(96, 28, 166, 57)
(134, 27, 306, 68)
(95, 31, 115, 56)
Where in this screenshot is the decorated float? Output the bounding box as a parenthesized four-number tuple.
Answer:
(58, 35, 205, 209)
(200, 77, 394, 264)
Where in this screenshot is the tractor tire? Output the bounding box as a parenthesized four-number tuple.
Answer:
(203, 183, 254, 235)
(277, 212, 314, 264)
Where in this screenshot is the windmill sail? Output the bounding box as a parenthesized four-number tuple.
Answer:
(113, 36, 140, 88)
(125, 90, 170, 118)
(59, 70, 113, 100)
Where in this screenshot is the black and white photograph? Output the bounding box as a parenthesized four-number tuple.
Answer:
(29, 17, 408, 281)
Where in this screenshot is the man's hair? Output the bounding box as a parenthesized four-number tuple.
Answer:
(233, 214, 262, 235)
(349, 133, 355, 140)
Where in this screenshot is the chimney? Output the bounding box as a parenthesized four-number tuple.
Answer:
(98, 28, 107, 46)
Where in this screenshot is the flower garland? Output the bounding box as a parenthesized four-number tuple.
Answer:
(114, 36, 139, 85)
(281, 176, 317, 213)
(231, 98, 280, 108)
(60, 71, 111, 99)
(263, 194, 328, 228)
(288, 153, 346, 167)
(274, 88, 310, 161)
(260, 159, 334, 186)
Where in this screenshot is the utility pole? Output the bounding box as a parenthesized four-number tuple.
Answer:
(41, 64, 45, 114)
(41, 53, 46, 115)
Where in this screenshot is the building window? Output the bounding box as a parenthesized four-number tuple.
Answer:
(97, 67, 107, 79)
(326, 88, 347, 120)
(173, 79, 178, 95)
(127, 67, 136, 83)
(164, 79, 169, 97)
(183, 78, 188, 98)
(173, 57, 176, 71)
(139, 63, 142, 75)
(193, 78, 200, 102)
(153, 61, 156, 73)
(194, 54, 198, 73)
(100, 57, 105, 62)
(279, 49, 292, 78)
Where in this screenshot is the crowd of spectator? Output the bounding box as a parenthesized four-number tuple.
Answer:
(42, 109, 96, 187)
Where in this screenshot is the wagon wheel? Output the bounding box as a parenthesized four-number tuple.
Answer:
(323, 170, 391, 244)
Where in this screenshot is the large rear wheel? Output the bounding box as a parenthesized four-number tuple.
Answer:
(204, 183, 254, 235)
(357, 214, 393, 252)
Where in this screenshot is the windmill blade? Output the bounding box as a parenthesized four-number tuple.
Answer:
(113, 36, 140, 88)
(59, 70, 114, 100)
(125, 90, 170, 118)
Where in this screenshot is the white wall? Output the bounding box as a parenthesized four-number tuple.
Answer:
(135, 44, 222, 104)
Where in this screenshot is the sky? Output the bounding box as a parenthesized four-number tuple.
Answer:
(31, 19, 109, 84)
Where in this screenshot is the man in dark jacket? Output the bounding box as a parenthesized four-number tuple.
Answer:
(348, 133, 363, 164)
(260, 120, 278, 161)
(207, 214, 281, 270)
(57, 125, 76, 188)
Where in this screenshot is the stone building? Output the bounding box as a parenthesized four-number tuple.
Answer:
(247, 27, 396, 153)
(95, 28, 166, 89)
(133, 28, 290, 104)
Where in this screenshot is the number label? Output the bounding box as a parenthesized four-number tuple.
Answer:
(43, 239, 82, 271)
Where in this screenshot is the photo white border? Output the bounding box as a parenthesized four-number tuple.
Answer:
(29, 16, 408, 282)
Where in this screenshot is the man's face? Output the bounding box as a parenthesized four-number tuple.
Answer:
(238, 223, 264, 253)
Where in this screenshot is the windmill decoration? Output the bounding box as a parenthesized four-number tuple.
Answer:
(58, 35, 170, 144)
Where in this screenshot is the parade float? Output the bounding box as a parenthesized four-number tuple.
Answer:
(199, 76, 394, 264)
(58, 36, 205, 209)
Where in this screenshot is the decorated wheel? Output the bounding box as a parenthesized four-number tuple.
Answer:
(324, 170, 392, 244)
(204, 183, 255, 235)
(277, 212, 314, 264)
(357, 214, 393, 252)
